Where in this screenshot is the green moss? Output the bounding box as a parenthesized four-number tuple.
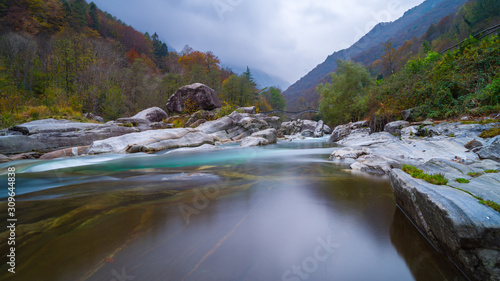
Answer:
(479, 127, 500, 138)
(484, 170, 499, 173)
(479, 200, 500, 213)
(453, 188, 500, 214)
(402, 165, 448, 185)
(467, 172, 483, 177)
(455, 178, 470, 184)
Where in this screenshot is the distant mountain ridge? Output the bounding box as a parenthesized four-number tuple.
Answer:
(283, 0, 469, 110)
(228, 65, 291, 90)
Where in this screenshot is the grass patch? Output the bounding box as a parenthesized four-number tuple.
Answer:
(484, 170, 499, 174)
(479, 127, 500, 138)
(1, 105, 88, 129)
(402, 165, 448, 185)
(467, 172, 483, 178)
(479, 200, 500, 213)
(455, 178, 470, 184)
(452, 186, 500, 214)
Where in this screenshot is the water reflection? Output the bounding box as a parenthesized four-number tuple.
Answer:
(0, 139, 467, 281)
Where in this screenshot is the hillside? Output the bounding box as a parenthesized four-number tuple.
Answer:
(0, 0, 282, 128)
(317, 0, 500, 128)
(284, 0, 469, 110)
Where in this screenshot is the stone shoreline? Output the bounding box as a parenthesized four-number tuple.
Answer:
(327, 119, 500, 280)
(1, 105, 499, 279)
(0, 107, 329, 161)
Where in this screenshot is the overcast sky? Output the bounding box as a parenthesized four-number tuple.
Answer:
(92, 0, 425, 84)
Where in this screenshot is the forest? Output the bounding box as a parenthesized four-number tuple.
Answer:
(0, 0, 286, 128)
(319, 0, 500, 126)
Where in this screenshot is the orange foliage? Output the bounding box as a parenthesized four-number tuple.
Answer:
(126, 48, 140, 64)
(178, 49, 221, 73)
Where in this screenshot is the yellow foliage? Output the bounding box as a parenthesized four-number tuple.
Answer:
(183, 98, 199, 114)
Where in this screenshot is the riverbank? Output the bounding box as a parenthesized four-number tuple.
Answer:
(326, 118, 500, 280)
(0, 135, 468, 281)
(0, 106, 330, 161)
(1, 106, 498, 279)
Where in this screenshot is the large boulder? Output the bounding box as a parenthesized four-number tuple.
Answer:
(476, 136, 500, 161)
(327, 123, 352, 143)
(83, 112, 104, 123)
(0, 119, 135, 154)
(280, 121, 301, 135)
(87, 128, 216, 154)
(384, 121, 410, 136)
(301, 120, 318, 132)
(390, 169, 500, 280)
(314, 120, 324, 138)
(197, 116, 234, 134)
(166, 83, 222, 113)
(263, 116, 281, 130)
(240, 128, 277, 147)
(132, 107, 168, 123)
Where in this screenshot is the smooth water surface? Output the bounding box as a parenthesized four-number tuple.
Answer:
(0, 138, 466, 281)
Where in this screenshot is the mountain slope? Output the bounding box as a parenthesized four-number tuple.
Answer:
(284, 0, 469, 110)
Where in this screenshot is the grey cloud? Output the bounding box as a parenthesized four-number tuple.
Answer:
(92, 0, 425, 84)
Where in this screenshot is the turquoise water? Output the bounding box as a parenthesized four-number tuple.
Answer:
(0, 138, 466, 280)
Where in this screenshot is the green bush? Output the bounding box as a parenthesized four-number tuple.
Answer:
(484, 170, 499, 174)
(216, 102, 238, 119)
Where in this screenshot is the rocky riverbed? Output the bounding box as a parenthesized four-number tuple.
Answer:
(327, 119, 500, 280)
(1, 99, 498, 279)
(0, 106, 330, 160)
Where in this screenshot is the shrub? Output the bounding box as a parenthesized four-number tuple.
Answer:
(456, 178, 470, 183)
(183, 98, 199, 114)
(216, 102, 238, 118)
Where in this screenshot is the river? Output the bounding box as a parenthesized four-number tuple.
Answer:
(0, 137, 467, 281)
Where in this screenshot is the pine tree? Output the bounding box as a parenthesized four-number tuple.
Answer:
(89, 2, 99, 30)
(71, 0, 87, 30)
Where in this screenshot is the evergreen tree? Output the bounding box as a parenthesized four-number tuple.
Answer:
(70, 0, 87, 30)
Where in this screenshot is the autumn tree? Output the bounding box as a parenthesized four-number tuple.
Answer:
(381, 42, 397, 76)
(178, 46, 222, 89)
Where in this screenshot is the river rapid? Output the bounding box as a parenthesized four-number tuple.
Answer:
(0, 137, 467, 281)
